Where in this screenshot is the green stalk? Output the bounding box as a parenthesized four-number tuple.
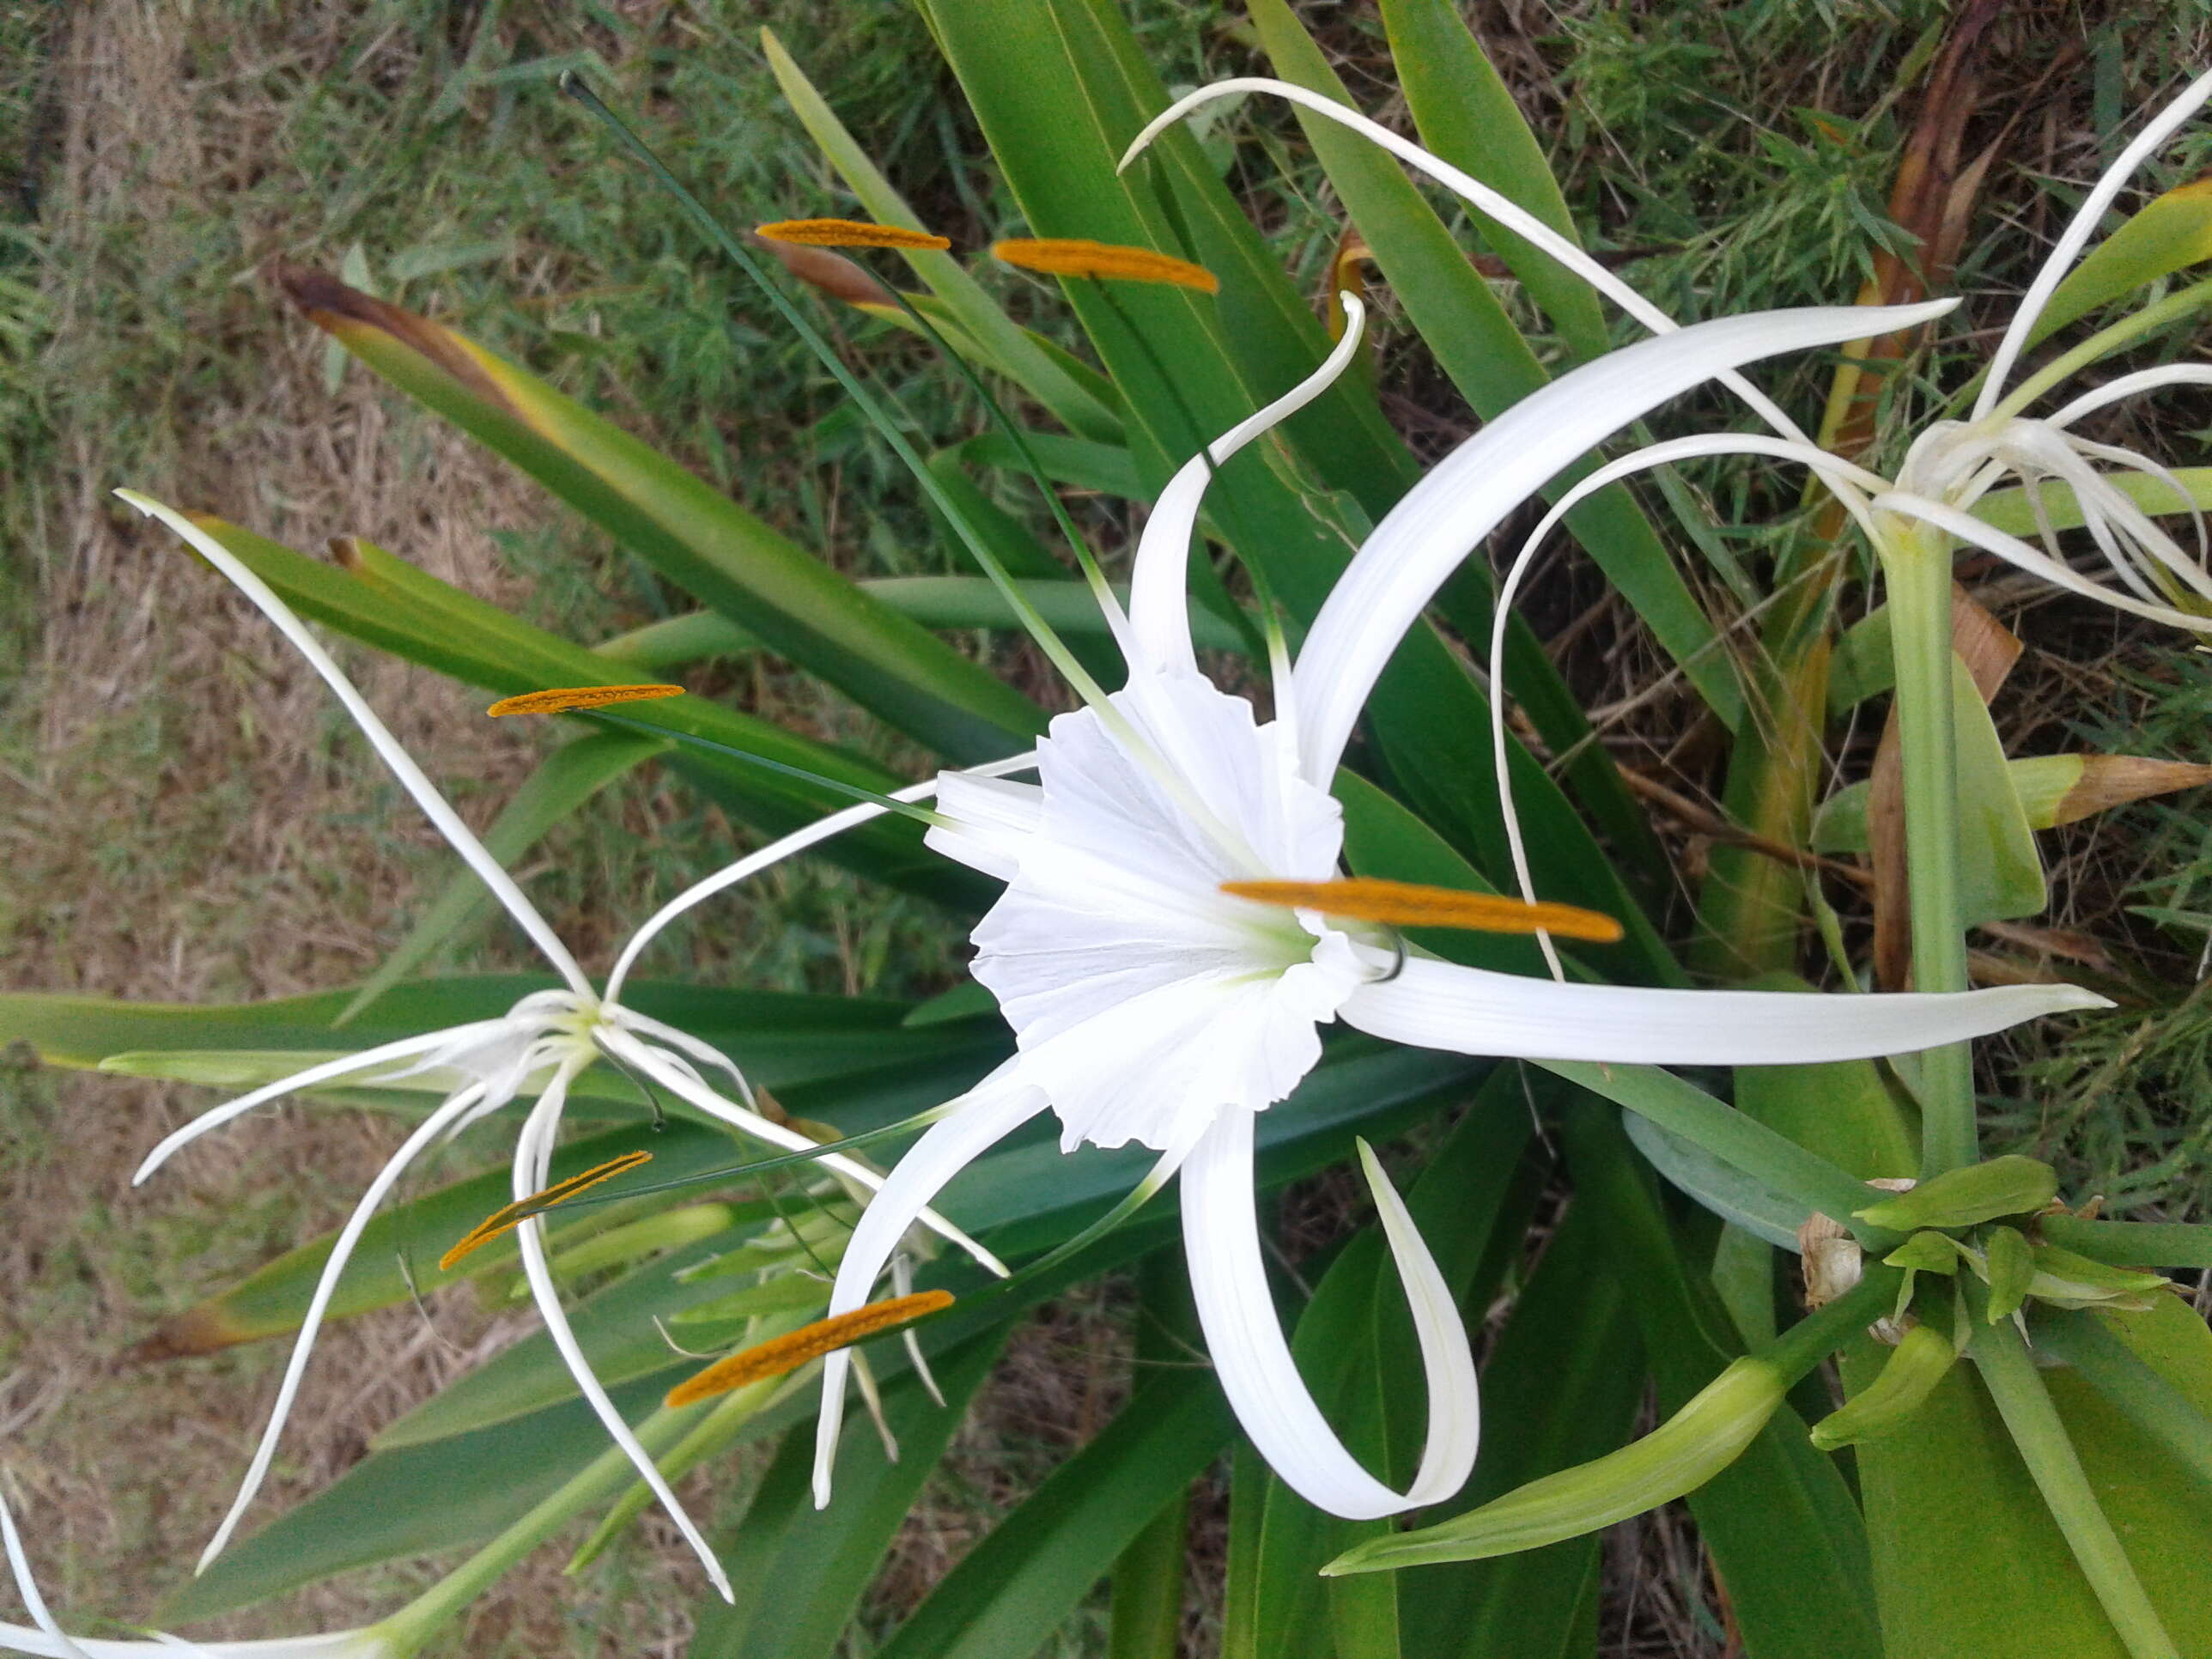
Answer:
(1971, 1316, 2179, 1659)
(1881, 522, 1974, 1174)
(374, 1398, 719, 1655)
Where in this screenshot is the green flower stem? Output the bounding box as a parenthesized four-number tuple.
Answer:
(374, 1397, 718, 1656)
(1881, 523, 1975, 1175)
(1984, 275, 2212, 422)
(1971, 1315, 2179, 1659)
(2033, 1312, 2212, 1490)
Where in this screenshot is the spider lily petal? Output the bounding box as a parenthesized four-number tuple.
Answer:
(1875, 490, 2212, 633)
(1291, 300, 1953, 781)
(1975, 65, 2212, 419)
(811, 1068, 1048, 1507)
(1340, 956, 2106, 1065)
(1182, 1118, 1478, 1518)
(3, 1488, 389, 1659)
(1126, 297, 1371, 675)
(507, 1058, 733, 1601)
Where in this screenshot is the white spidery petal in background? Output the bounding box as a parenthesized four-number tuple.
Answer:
(116, 493, 1007, 1600)
(0, 1485, 391, 1659)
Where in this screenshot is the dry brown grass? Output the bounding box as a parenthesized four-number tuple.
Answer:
(1, 3, 713, 1648)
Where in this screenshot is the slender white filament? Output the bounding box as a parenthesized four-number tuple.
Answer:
(118, 493, 591, 998)
(1975, 66, 2212, 419)
(508, 1060, 734, 1601)
(194, 1084, 490, 1572)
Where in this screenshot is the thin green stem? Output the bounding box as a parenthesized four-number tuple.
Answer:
(1983, 276, 2212, 422)
(1881, 523, 1974, 1174)
(377, 1399, 715, 1654)
(1972, 1315, 2179, 1659)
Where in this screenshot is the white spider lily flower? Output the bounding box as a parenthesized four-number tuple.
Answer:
(116, 494, 1006, 1600)
(0, 1486, 391, 1659)
(754, 296, 2106, 1522)
(1141, 72, 2212, 636)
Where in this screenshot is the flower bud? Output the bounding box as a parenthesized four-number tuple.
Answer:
(2024, 1243, 2172, 1312)
(1809, 1322, 1957, 1449)
(1853, 1155, 2058, 1232)
(1322, 1358, 1787, 1573)
(1981, 1225, 2036, 1322)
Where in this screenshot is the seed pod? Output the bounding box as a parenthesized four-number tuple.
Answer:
(1853, 1155, 2058, 1232)
(1810, 1322, 1958, 1449)
(1322, 1358, 1787, 1573)
(1982, 1225, 2036, 1322)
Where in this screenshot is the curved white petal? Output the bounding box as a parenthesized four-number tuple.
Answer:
(1340, 955, 2109, 1065)
(961, 672, 1358, 1146)
(0, 1490, 89, 1659)
(1481, 432, 1892, 973)
(1876, 490, 2212, 633)
(1127, 297, 1369, 677)
(601, 1030, 1006, 1276)
(1977, 66, 2212, 417)
(812, 1071, 1047, 1509)
(192, 1082, 490, 1573)
(507, 1065, 733, 1601)
(925, 772, 1044, 884)
(2044, 363, 2212, 431)
(605, 752, 1038, 1001)
(1121, 79, 1929, 462)
(118, 492, 589, 997)
(1292, 300, 1954, 780)
(2060, 436, 2212, 599)
(130, 1025, 487, 1184)
(1180, 1112, 1477, 1519)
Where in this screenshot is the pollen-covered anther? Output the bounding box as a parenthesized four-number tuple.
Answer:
(1221, 877, 1625, 944)
(756, 218, 951, 251)
(991, 237, 1220, 293)
(487, 684, 684, 717)
(666, 1289, 954, 1407)
(440, 1149, 653, 1271)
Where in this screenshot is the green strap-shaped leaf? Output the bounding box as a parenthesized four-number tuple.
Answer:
(285, 269, 1044, 761)
(760, 27, 1124, 447)
(1378, 0, 1610, 365)
(192, 518, 977, 900)
(1395, 1198, 1644, 1659)
(871, 1367, 1234, 1659)
(339, 728, 666, 1024)
(1228, 1069, 1539, 1659)
(2029, 179, 2212, 348)
(690, 1331, 1007, 1659)
(1566, 1105, 1883, 1659)
(1247, 0, 1746, 732)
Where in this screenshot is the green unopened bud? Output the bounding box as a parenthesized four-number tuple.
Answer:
(2025, 1243, 2172, 1312)
(1884, 1231, 1965, 1273)
(1323, 1358, 1788, 1574)
(1810, 1322, 1958, 1449)
(1982, 1225, 2036, 1322)
(1853, 1156, 2057, 1233)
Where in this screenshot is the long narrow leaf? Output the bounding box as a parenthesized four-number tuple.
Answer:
(280, 268, 1044, 761)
